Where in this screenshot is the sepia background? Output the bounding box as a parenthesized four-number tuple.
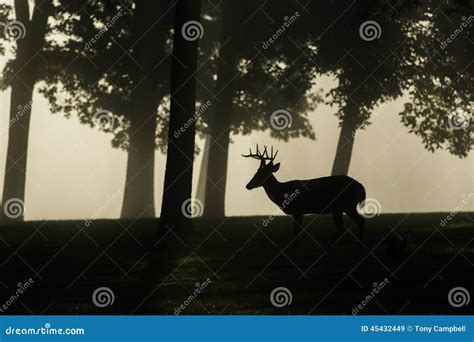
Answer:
(1, 76, 471, 220)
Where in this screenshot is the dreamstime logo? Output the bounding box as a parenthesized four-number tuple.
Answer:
(174, 278, 212, 315)
(270, 109, 292, 130)
(448, 111, 470, 131)
(181, 20, 203, 41)
(92, 287, 115, 307)
(262, 11, 301, 49)
(270, 287, 292, 307)
(92, 109, 114, 131)
(3, 198, 25, 219)
(352, 278, 390, 315)
(1, 101, 33, 136)
(448, 287, 470, 308)
(4, 20, 26, 41)
(84, 11, 123, 50)
(357, 198, 381, 219)
(0, 278, 34, 313)
(262, 189, 301, 227)
(174, 100, 212, 139)
(181, 198, 203, 218)
(84, 189, 122, 227)
(440, 193, 473, 227)
(359, 20, 382, 41)
(440, 15, 474, 49)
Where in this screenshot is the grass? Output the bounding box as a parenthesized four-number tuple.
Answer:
(0, 213, 472, 315)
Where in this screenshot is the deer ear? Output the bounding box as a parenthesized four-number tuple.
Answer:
(272, 163, 280, 173)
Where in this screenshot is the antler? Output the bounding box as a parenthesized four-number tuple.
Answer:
(242, 144, 278, 163)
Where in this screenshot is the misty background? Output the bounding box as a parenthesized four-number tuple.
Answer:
(1, 73, 471, 221)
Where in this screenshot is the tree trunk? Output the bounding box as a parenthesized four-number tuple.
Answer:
(1, 78, 34, 222)
(202, 0, 239, 218)
(121, 111, 157, 218)
(195, 133, 211, 205)
(160, 0, 201, 235)
(120, 0, 168, 219)
(1, 0, 50, 223)
(331, 114, 358, 176)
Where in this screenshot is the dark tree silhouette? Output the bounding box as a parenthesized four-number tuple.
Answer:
(39, 0, 175, 219)
(200, 0, 320, 217)
(202, 0, 240, 218)
(118, 0, 171, 218)
(0, 0, 53, 222)
(160, 0, 202, 235)
(400, 0, 473, 157)
(297, 0, 471, 175)
(299, 0, 416, 175)
(0, 4, 10, 53)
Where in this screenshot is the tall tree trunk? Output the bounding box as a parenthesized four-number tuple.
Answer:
(120, 0, 168, 219)
(160, 0, 201, 235)
(1, 77, 34, 222)
(195, 133, 211, 205)
(331, 107, 358, 176)
(1, 0, 50, 223)
(202, 0, 239, 218)
(121, 110, 157, 218)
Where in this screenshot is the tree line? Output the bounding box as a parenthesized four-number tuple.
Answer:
(0, 0, 471, 232)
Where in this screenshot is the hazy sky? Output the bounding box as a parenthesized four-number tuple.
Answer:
(1, 75, 472, 221)
(0, 0, 472, 220)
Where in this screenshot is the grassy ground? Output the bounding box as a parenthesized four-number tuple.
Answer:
(0, 213, 472, 315)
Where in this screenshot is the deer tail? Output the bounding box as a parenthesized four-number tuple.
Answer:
(358, 185, 366, 208)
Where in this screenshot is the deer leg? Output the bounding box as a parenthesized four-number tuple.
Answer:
(293, 214, 303, 238)
(331, 211, 345, 244)
(346, 208, 365, 246)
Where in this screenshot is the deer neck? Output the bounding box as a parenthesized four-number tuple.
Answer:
(262, 175, 284, 204)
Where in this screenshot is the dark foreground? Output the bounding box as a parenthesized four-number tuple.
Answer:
(0, 213, 472, 315)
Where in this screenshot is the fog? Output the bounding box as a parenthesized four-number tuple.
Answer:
(1, 77, 472, 221)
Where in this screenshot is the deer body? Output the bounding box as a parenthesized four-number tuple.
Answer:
(262, 174, 365, 216)
(243, 145, 366, 244)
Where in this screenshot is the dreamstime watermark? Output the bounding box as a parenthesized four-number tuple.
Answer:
(448, 110, 470, 131)
(181, 198, 204, 218)
(357, 198, 381, 219)
(92, 109, 115, 131)
(174, 278, 212, 315)
(270, 287, 292, 307)
(262, 11, 300, 49)
(2, 198, 25, 219)
(440, 193, 473, 227)
(352, 278, 390, 315)
(84, 12, 124, 50)
(447, 287, 470, 308)
(0, 278, 34, 313)
(84, 189, 122, 227)
(92, 287, 115, 307)
(262, 189, 301, 227)
(174, 100, 212, 139)
(5, 323, 85, 336)
(3, 20, 26, 40)
(270, 109, 293, 130)
(440, 15, 474, 49)
(359, 20, 382, 41)
(0, 101, 32, 136)
(181, 20, 203, 41)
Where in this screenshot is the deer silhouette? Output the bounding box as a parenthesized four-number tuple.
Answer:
(243, 145, 366, 244)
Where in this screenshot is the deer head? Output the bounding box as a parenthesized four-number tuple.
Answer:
(242, 144, 280, 190)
